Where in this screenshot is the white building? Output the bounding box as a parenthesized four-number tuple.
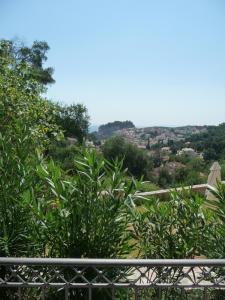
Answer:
(177, 148, 198, 157)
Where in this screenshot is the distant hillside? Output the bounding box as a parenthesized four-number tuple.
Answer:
(98, 125, 206, 147)
(97, 121, 135, 138)
(92, 123, 209, 146)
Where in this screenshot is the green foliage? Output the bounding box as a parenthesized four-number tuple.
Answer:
(130, 190, 215, 259)
(0, 53, 61, 150)
(220, 161, 225, 180)
(102, 136, 153, 179)
(0, 132, 38, 256)
(146, 138, 150, 150)
(0, 51, 61, 257)
(55, 103, 90, 143)
(0, 39, 55, 85)
(28, 150, 136, 258)
(152, 149, 163, 168)
(188, 123, 225, 161)
(205, 183, 225, 259)
(174, 167, 189, 183)
(174, 168, 206, 186)
(207, 182, 225, 223)
(138, 181, 160, 192)
(47, 141, 79, 173)
(155, 156, 207, 188)
(167, 140, 185, 154)
(158, 168, 173, 188)
(187, 157, 206, 172)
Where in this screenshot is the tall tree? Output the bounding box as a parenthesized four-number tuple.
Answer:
(102, 136, 153, 178)
(0, 48, 61, 259)
(56, 103, 90, 143)
(0, 39, 55, 85)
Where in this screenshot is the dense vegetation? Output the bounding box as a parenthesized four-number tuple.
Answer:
(100, 135, 209, 189)
(102, 136, 153, 179)
(187, 123, 225, 161)
(1, 39, 225, 299)
(165, 124, 225, 163)
(55, 103, 89, 143)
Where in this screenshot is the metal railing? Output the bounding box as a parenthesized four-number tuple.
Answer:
(1, 258, 225, 299)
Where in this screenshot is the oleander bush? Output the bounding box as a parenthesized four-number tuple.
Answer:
(28, 151, 137, 259)
(129, 189, 216, 259)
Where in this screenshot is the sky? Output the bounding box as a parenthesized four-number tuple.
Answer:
(1, 0, 225, 127)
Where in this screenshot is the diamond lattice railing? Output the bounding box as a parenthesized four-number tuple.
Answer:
(1, 258, 225, 299)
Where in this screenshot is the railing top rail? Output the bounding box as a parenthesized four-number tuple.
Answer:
(1, 257, 225, 266)
(137, 183, 209, 197)
(137, 181, 225, 198)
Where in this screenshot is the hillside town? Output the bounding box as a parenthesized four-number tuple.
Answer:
(92, 123, 207, 158)
(115, 126, 207, 149)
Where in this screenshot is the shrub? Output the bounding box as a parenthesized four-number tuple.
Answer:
(130, 190, 215, 259)
(28, 149, 137, 258)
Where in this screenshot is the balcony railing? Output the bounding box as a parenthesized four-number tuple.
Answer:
(138, 162, 224, 200)
(1, 258, 225, 299)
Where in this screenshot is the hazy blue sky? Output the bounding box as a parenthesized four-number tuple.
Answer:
(1, 0, 225, 126)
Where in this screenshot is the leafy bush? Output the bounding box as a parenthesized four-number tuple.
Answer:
(130, 190, 215, 259)
(28, 150, 137, 258)
(220, 161, 225, 180)
(48, 140, 80, 173)
(158, 168, 173, 188)
(0, 132, 37, 256)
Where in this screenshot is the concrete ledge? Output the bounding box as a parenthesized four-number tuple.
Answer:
(137, 182, 225, 199)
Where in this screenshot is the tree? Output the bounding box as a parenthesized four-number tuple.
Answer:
(0, 39, 55, 85)
(102, 136, 153, 178)
(174, 167, 189, 184)
(158, 168, 173, 187)
(152, 150, 163, 168)
(146, 138, 150, 150)
(0, 48, 61, 258)
(204, 148, 218, 161)
(55, 103, 90, 143)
